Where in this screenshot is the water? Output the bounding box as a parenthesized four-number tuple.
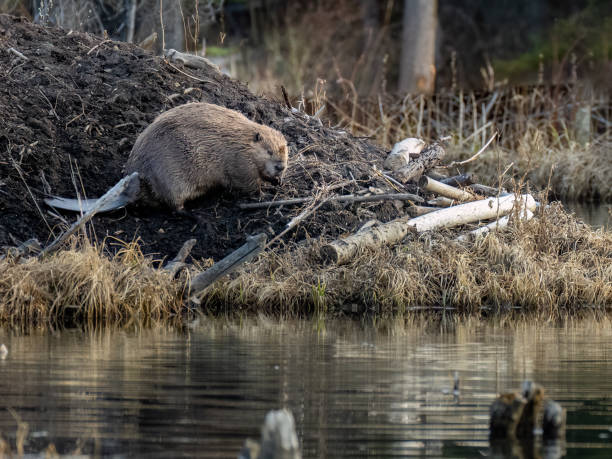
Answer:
(564, 202, 610, 229)
(1, 321, 611, 458)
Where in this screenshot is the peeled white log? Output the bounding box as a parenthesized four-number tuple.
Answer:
(383, 137, 426, 171)
(419, 176, 477, 201)
(321, 194, 537, 264)
(456, 209, 534, 242)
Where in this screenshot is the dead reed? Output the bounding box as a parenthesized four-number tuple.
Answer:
(203, 203, 612, 320)
(0, 239, 184, 328)
(0, 202, 610, 327)
(320, 86, 611, 202)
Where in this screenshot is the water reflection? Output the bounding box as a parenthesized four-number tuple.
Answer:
(0, 320, 611, 458)
(564, 202, 610, 229)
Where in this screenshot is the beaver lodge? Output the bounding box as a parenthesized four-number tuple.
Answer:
(0, 15, 610, 327)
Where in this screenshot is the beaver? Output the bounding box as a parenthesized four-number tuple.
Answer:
(44, 102, 288, 212)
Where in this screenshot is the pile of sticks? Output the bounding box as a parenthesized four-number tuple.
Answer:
(240, 134, 537, 265)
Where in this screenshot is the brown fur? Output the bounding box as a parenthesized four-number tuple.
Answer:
(124, 102, 288, 210)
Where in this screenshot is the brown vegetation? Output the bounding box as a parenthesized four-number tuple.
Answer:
(1, 202, 610, 328)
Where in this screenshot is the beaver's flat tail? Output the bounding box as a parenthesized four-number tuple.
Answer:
(44, 173, 141, 213)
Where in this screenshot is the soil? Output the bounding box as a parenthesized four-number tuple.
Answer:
(0, 15, 405, 261)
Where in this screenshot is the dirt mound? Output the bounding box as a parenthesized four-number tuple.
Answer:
(0, 15, 400, 260)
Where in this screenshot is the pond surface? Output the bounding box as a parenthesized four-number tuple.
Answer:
(1, 320, 611, 458)
(564, 202, 610, 229)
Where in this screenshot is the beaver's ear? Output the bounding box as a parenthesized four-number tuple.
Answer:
(254, 132, 262, 142)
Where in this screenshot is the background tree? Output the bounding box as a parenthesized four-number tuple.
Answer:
(399, 0, 437, 94)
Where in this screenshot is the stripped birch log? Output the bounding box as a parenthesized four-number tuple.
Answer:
(456, 209, 534, 242)
(383, 137, 426, 171)
(394, 143, 446, 183)
(418, 176, 477, 201)
(321, 194, 537, 264)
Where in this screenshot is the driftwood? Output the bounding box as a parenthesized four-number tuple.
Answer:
(163, 239, 197, 277)
(393, 142, 446, 183)
(39, 173, 140, 257)
(188, 233, 266, 302)
(321, 194, 536, 264)
(418, 176, 477, 202)
(239, 192, 424, 210)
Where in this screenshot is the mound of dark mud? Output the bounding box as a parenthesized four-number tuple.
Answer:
(0, 15, 400, 260)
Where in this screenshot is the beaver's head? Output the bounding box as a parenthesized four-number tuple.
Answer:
(251, 129, 288, 183)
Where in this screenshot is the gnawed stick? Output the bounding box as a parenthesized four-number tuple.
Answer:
(418, 176, 478, 201)
(39, 173, 140, 257)
(321, 194, 537, 264)
(239, 192, 424, 210)
(188, 233, 266, 303)
(164, 238, 197, 277)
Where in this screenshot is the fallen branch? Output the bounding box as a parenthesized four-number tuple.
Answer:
(188, 233, 267, 302)
(418, 176, 478, 202)
(39, 173, 140, 257)
(239, 192, 424, 210)
(394, 142, 446, 183)
(321, 193, 537, 264)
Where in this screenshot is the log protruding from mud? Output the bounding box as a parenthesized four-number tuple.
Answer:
(394, 142, 446, 183)
(322, 194, 537, 264)
(188, 233, 266, 302)
(239, 409, 301, 459)
(418, 176, 477, 202)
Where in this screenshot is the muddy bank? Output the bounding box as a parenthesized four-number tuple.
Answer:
(0, 15, 396, 261)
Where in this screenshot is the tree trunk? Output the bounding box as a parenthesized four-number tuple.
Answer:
(399, 0, 437, 94)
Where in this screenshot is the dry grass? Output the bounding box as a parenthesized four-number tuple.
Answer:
(311, 86, 612, 202)
(0, 203, 610, 327)
(0, 239, 184, 328)
(203, 203, 612, 320)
